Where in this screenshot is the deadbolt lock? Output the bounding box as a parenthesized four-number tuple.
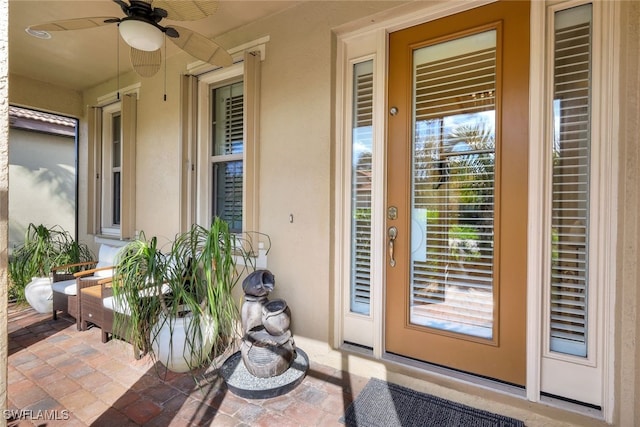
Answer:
(387, 206, 398, 220)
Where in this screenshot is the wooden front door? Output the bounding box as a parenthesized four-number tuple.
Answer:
(385, 0, 530, 385)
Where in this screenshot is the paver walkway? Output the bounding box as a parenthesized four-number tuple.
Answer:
(6, 304, 368, 426)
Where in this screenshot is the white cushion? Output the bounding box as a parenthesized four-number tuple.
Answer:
(98, 244, 122, 264)
(51, 279, 77, 295)
(103, 284, 171, 315)
(94, 267, 114, 278)
(94, 245, 123, 278)
(103, 295, 131, 315)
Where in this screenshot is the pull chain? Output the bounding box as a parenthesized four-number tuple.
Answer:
(163, 35, 167, 101)
(116, 25, 120, 100)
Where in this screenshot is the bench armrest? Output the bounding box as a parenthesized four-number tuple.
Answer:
(98, 277, 114, 297)
(74, 265, 114, 278)
(52, 260, 98, 273)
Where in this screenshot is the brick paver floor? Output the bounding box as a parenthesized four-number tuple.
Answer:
(6, 304, 368, 426)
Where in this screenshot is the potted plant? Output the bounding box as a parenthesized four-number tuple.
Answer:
(113, 217, 261, 373)
(109, 232, 166, 358)
(9, 223, 93, 312)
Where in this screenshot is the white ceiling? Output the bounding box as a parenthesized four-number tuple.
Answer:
(9, 0, 301, 91)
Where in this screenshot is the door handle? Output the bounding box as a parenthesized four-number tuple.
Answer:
(388, 226, 398, 267)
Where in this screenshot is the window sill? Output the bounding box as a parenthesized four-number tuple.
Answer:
(93, 234, 130, 247)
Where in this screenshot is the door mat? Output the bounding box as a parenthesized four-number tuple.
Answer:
(342, 378, 525, 427)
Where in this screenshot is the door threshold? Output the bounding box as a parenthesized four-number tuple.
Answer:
(380, 352, 606, 423)
(382, 351, 526, 398)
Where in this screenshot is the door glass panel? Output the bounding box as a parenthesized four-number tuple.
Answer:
(410, 30, 496, 339)
(549, 3, 592, 358)
(350, 60, 374, 315)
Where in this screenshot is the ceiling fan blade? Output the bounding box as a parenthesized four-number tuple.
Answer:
(130, 47, 162, 77)
(112, 0, 131, 15)
(29, 17, 120, 32)
(168, 25, 232, 67)
(152, 0, 218, 21)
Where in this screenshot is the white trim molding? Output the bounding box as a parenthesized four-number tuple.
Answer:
(187, 36, 270, 76)
(96, 82, 141, 106)
(528, 0, 619, 421)
(336, 0, 618, 422)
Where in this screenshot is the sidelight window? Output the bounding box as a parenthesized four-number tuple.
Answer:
(350, 60, 374, 316)
(548, 3, 592, 358)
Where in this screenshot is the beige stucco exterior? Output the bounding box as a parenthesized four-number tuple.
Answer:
(8, 128, 76, 249)
(9, 74, 82, 119)
(3, 1, 640, 426)
(1, 0, 10, 422)
(616, 1, 640, 426)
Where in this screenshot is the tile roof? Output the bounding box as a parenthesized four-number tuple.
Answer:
(9, 106, 75, 128)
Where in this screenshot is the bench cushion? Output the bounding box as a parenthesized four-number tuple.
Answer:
(103, 283, 171, 315)
(51, 279, 77, 295)
(94, 245, 123, 278)
(103, 295, 131, 315)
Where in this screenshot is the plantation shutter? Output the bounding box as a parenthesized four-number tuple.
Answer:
(243, 50, 261, 233)
(120, 94, 137, 240)
(350, 61, 374, 315)
(549, 6, 592, 357)
(180, 75, 198, 232)
(222, 92, 243, 226)
(87, 107, 102, 235)
(212, 82, 243, 232)
(87, 94, 136, 239)
(410, 30, 496, 339)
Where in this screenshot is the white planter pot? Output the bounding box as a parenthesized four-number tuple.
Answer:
(151, 312, 216, 373)
(24, 277, 53, 314)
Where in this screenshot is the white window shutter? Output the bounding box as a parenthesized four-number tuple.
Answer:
(120, 94, 137, 240)
(549, 9, 592, 358)
(350, 61, 374, 315)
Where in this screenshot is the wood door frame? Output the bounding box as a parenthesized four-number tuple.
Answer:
(385, 0, 530, 386)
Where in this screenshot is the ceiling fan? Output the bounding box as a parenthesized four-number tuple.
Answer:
(27, 0, 233, 78)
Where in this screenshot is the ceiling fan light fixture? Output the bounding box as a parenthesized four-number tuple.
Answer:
(118, 19, 163, 52)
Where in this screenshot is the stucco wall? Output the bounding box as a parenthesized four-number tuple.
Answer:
(9, 74, 82, 119)
(8, 129, 76, 249)
(1, 0, 9, 418)
(617, 1, 640, 425)
(213, 0, 407, 342)
(11, 1, 637, 423)
(78, 1, 406, 343)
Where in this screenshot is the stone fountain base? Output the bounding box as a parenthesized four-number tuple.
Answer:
(221, 348, 309, 399)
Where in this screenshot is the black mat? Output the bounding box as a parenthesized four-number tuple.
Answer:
(343, 378, 525, 427)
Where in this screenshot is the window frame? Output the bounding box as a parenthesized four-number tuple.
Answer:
(335, 32, 386, 350)
(531, 0, 618, 413)
(88, 85, 138, 240)
(210, 80, 245, 233)
(100, 103, 121, 235)
(195, 51, 261, 233)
